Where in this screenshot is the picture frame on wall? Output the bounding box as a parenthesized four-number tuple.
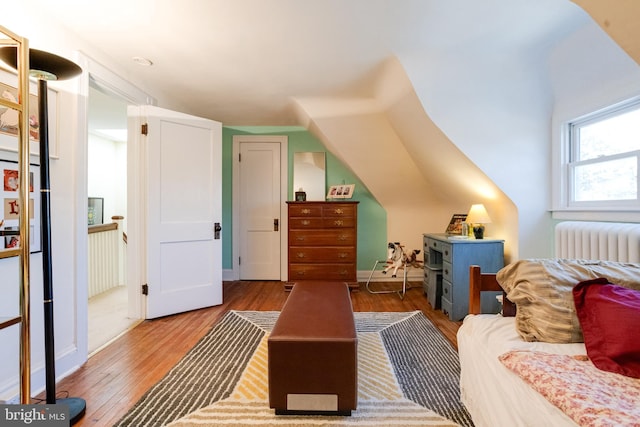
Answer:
(88, 197, 104, 225)
(0, 159, 41, 252)
(0, 68, 59, 159)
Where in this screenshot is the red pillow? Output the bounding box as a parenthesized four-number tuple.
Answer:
(573, 277, 640, 379)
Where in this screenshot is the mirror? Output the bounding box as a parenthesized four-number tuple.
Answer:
(293, 152, 326, 201)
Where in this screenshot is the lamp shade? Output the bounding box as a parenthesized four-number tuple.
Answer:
(0, 46, 82, 81)
(466, 204, 491, 224)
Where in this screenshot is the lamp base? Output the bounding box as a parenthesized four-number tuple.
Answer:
(57, 397, 86, 425)
(473, 225, 485, 239)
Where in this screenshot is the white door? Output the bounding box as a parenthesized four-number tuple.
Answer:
(129, 105, 222, 319)
(239, 142, 281, 280)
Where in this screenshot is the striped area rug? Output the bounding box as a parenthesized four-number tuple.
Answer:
(115, 311, 473, 427)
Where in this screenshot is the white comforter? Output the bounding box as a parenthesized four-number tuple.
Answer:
(457, 314, 585, 427)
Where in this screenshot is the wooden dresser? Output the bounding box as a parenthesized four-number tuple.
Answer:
(287, 201, 358, 289)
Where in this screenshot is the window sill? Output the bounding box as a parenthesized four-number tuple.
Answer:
(551, 209, 640, 222)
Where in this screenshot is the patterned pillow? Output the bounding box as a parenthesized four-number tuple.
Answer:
(496, 259, 640, 343)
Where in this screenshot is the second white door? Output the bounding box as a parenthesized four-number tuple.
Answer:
(238, 141, 282, 280)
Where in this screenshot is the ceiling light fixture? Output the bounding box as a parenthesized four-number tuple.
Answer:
(132, 56, 153, 66)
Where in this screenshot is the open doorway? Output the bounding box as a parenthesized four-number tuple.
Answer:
(86, 79, 138, 354)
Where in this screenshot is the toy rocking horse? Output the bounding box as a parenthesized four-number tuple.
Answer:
(367, 241, 423, 299)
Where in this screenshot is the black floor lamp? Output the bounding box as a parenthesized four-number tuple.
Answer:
(0, 47, 85, 424)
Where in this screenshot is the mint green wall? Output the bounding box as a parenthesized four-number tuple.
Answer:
(222, 126, 387, 271)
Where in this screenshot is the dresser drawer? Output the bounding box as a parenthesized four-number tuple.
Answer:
(289, 230, 356, 246)
(289, 204, 323, 217)
(289, 217, 323, 229)
(289, 246, 355, 263)
(442, 260, 452, 283)
(289, 264, 356, 280)
(440, 243, 452, 263)
(322, 217, 356, 228)
(322, 204, 356, 217)
(424, 269, 443, 309)
(442, 279, 453, 303)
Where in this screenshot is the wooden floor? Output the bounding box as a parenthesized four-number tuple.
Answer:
(47, 281, 461, 426)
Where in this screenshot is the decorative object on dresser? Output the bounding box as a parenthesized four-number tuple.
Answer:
(287, 201, 358, 290)
(294, 188, 306, 201)
(326, 184, 355, 199)
(423, 233, 503, 320)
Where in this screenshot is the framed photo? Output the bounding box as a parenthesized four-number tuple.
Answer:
(0, 68, 59, 159)
(1, 159, 41, 252)
(326, 184, 355, 199)
(445, 213, 467, 235)
(88, 197, 104, 225)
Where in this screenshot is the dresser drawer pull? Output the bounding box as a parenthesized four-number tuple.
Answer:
(296, 252, 305, 258)
(444, 268, 449, 276)
(302, 220, 311, 226)
(338, 253, 348, 259)
(296, 271, 306, 276)
(339, 270, 348, 276)
(444, 250, 449, 257)
(338, 235, 347, 241)
(334, 220, 344, 226)
(296, 236, 306, 241)
(334, 208, 344, 214)
(301, 209, 311, 214)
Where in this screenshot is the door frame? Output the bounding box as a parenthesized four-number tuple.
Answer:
(232, 135, 288, 281)
(78, 53, 157, 324)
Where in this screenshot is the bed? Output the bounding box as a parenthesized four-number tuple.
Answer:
(457, 260, 640, 427)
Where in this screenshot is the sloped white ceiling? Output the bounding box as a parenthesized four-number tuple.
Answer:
(25, 0, 585, 126)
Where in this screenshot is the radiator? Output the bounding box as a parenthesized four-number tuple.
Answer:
(88, 225, 123, 298)
(555, 221, 640, 263)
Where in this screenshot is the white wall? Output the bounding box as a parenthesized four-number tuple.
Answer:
(88, 134, 127, 227)
(550, 21, 640, 223)
(400, 48, 555, 259)
(401, 6, 640, 257)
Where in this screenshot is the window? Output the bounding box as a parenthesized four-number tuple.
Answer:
(567, 100, 640, 208)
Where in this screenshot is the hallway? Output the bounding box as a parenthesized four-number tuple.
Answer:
(88, 286, 140, 355)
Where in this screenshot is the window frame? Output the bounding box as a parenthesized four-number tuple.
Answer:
(563, 98, 640, 211)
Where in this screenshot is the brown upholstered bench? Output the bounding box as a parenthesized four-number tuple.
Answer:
(268, 281, 357, 416)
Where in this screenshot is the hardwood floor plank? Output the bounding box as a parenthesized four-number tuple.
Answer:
(44, 280, 460, 426)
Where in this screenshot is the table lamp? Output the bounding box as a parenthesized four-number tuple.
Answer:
(466, 204, 491, 239)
